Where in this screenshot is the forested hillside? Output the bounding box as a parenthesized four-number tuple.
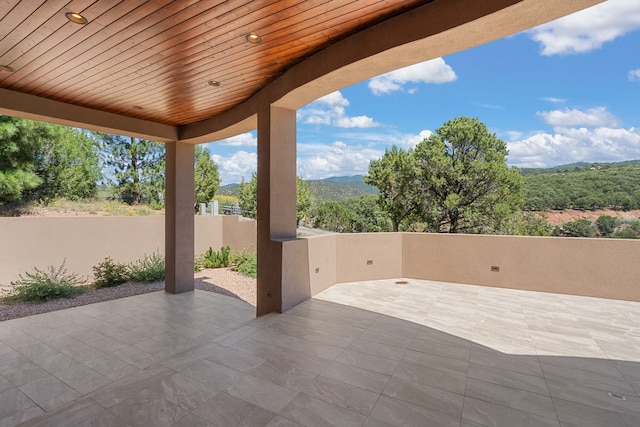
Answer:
(523, 161, 640, 211)
(218, 175, 377, 205)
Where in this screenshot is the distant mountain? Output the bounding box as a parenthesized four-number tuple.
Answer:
(217, 175, 377, 204)
(307, 175, 377, 205)
(218, 183, 240, 196)
(518, 160, 640, 176)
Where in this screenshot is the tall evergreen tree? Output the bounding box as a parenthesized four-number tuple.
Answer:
(0, 116, 42, 201)
(1, 116, 100, 201)
(365, 145, 417, 232)
(414, 117, 524, 233)
(98, 134, 165, 205)
(194, 145, 221, 206)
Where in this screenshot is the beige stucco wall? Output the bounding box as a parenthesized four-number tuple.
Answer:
(296, 232, 640, 303)
(306, 235, 337, 296)
(402, 233, 640, 302)
(0, 216, 256, 285)
(335, 233, 404, 283)
(221, 215, 257, 251)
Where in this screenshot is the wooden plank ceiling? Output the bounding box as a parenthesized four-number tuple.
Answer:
(0, 0, 430, 127)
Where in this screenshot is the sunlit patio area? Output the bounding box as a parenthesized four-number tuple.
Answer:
(1, 279, 639, 426)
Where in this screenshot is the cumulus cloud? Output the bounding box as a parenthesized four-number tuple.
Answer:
(537, 107, 619, 128)
(507, 126, 640, 168)
(528, 0, 640, 55)
(400, 130, 433, 148)
(629, 69, 640, 81)
(217, 132, 257, 147)
(315, 91, 350, 108)
(368, 58, 457, 95)
(297, 141, 384, 179)
(211, 150, 257, 185)
(298, 90, 380, 128)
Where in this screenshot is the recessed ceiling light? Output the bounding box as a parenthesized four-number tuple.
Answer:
(65, 12, 88, 25)
(0, 65, 15, 72)
(245, 33, 262, 44)
(208, 80, 221, 87)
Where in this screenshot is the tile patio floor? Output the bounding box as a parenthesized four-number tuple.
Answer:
(1, 278, 640, 426)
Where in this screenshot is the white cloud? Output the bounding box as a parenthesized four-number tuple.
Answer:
(217, 132, 257, 147)
(537, 107, 619, 128)
(629, 69, 640, 81)
(400, 130, 432, 148)
(507, 126, 640, 168)
(528, 0, 640, 55)
(334, 115, 378, 128)
(297, 141, 384, 179)
(211, 150, 256, 185)
(298, 90, 380, 128)
(315, 91, 350, 108)
(542, 97, 566, 104)
(368, 58, 457, 95)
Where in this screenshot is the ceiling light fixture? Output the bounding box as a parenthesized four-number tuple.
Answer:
(245, 33, 262, 44)
(208, 80, 221, 87)
(65, 12, 88, 25)
(0, 65, 15, 72)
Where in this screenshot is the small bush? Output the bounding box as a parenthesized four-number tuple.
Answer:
(3, 262, 86, 303)
(93, 256, 128, 288)
(128, 252, 165, 282)
(230, 250, 257, 278)
(196, 246, 231, 269)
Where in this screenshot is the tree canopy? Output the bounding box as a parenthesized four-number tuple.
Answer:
(365, 117, 524, 233)
(0, 116, 100, 202)
(365, 146, 417, 231)
(238, 173, 311, 222)
(97, 133, 165, 205)
(194, 145, 221, 206)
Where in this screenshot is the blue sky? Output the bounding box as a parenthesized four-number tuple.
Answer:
(207, 0, 640, 185)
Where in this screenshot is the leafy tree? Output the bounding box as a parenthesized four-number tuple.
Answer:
(238, 173, 311, 222)
(194, 145, 220, 206)
(595, 215, 620, 237)
(556, 219, 597, 237)
(1, 116, 100, 201)
(313, 201, 353, 232)
(365, 145, 417, 232)
(238, 173, 258, 219)
(613, 220, 640, 239)
(98, 134, 165, 205)
(413, 116, 524, 233)
(0, 116, 42, 200)
(500, 212, 553, 236)
(343, 194, 392, 232)
(30, 125, 100, 201)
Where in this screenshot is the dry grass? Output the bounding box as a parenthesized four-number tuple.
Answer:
(0, 198, 164, 217)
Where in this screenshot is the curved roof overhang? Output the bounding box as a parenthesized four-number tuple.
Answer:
(0, 0, 602, 144)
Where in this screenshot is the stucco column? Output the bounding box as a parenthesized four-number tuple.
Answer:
(165, 141, 195, 294)
(257, 105, 297, 315)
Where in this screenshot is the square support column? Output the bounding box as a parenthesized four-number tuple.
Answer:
(257, 105, 297, 315)
(165, 141, 195, 294)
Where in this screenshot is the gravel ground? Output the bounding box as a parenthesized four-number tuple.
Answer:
(0, 268, 256, 322)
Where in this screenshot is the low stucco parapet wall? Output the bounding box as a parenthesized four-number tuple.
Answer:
(301, 232, 640, 303)
(402, 232, 640, 302)
(0, 215, 256, 285)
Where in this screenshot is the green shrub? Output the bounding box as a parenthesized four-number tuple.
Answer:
(230, 250, 257, 278)
(128, 252, 165, 282)
(196, 246, 231, 269)
(3, 262, 87, 303)
(93, 256, 128, 288)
